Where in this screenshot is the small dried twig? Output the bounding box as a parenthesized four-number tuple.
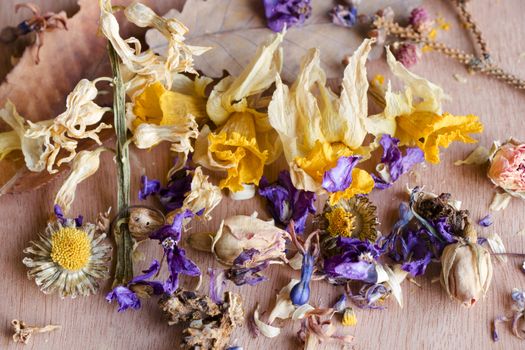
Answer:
(371, 4, 525, 91)
(11, 319, 61, 345)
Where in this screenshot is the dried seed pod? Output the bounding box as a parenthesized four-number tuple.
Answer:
(128, 207, 165, 241)
(440, 222, 493, 307)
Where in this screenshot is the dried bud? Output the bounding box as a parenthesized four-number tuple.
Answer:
(488, 139, 525, 198)
(128, 207, 165, 241)
(440, 225, 493, 307)
(211, 214, 289, 266)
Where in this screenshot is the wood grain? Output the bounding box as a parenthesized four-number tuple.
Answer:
(1, 0, 524, 349)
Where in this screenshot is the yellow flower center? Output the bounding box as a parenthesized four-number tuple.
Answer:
(50, 227, 91, 271)
(325, 207, 356, 237)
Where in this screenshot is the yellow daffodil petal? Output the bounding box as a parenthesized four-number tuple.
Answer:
(132, 81, 208, 129)
(206, 113, 268, 192)
(396, 111, 483, 163)
(295, 141, 353, 184)
(329, 168, 374, 205)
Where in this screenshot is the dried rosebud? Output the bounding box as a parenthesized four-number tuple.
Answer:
(207, 214, 289, 266)
(488, 139, 525, 198)
(128, 207, 165, 241)
(409, 7, 433, 33)
(440, 223, 493, 307)
(391, 42, 421, 68)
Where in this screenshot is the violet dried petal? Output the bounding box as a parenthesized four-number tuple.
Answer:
(478, 214, 493, 227)
(138, 175, 161, 200)
(330, 5, 358, 28)
(263, 0, 312, 32)
(322, 156, 360, 193)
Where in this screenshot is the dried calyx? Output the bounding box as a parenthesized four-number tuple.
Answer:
(159, 290, 244, 350)
(440, 220, 493, 307)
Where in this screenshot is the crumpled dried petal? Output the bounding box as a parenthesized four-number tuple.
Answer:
(99, 1, 209, 95)
(263, 0, 312, 32)
(181, 167, 222, 220)
(254, 304, 281, 338)
(487, 139, 525, 198)
(1, 78, 111, 173)
(367, 47, 482, 164)
(486, 233, 507, 263)
(210, 214, 289, 266)
(268, 39, 374, 196)
(54, 147, 108, 215)
(454, 145, 489, 166)
(194, 33, 284, 192)
(268, 279, 300, 323)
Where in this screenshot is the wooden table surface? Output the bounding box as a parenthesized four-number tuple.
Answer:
(1, 0, 524, 349)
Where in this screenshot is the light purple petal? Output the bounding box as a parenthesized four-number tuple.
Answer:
(322, 156, 360, 193)
(478, 214, 493, 227)
(106, 286, 141, 312)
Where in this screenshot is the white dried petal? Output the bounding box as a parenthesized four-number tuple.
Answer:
(454, 146, 489, 166)
(268, 279, 299, 324)
(181, 167, 222, 220)
(486, 233, 507, 263)
(253, 305, 280, 338)
(228, 184, 255, 201)
(490, 192, 512, 211)
(0, 130, 21, 160)
(384, 264, 407, 308)
(288, 252, 303, 270)
(292, 304, 315, 320)
(54, 148, 108, 214)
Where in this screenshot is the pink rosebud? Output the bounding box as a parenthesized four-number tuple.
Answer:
(392, 42, 421, 68)
(488, 140, 525, 193)
(409, 7, 433, 33)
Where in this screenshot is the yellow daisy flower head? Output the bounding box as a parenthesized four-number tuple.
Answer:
(23, 216, 111, 298)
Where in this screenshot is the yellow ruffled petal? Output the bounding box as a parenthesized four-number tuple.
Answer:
(132, 81, 165, 127)
(329, 168, 375, 205)
(396, 111, 483, 163)
(294, 141, 353, 184)
(207, 113, 268, 192)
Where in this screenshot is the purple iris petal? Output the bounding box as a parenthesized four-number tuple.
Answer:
(138, 175, 161, 201)
(401, 253, 432, 276)
(150, 210, 193, 243)
(53, 204, 83, 227)
(159, 169, 193, 212)
(331, 261, 377, 283)
(258, 171, 316, 234)
(478, 214, 493, 227)
(106, 286, 141, 312)
(164, 245, 201, 294)
(371, 174, 392, 190)
(322, 156, 360, 193)
(208, 268, 226, 304)
(226, 249, 269, 286)
(374, 134, 424, 189)
(263, 0, 312, 32)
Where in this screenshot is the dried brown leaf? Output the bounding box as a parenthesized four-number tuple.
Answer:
(146, 0, 421, 81)
(0, 0, 184, 195)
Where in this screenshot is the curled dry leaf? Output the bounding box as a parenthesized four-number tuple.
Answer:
(0, 0, 184, 195)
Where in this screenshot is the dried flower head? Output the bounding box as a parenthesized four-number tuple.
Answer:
(319, 196, 378, 246)
(205, 214, 289, 266)
(409, 7, 433, 33)
(263, 0, 312, 32)
(440, 221, 493, 307)
(23, 215, 111, 298)
(159, 290, 244, 350)
(488, 139, 525, 198)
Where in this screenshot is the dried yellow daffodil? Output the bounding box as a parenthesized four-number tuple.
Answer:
(367, 48, 483, 164)
(194, 33, 284, 195)
(99, 1, 209, 95)
(55, 148, 109, 214)
(268, 39, 374, 202)
(0, 78, 111, 173)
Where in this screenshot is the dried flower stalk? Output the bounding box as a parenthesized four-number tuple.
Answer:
(106, 2, 132, 286)
(11, 319, 60, 344)
(372, 13, 525, 90)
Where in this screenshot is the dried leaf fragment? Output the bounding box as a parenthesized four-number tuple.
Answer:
(11, 319, 60, 344)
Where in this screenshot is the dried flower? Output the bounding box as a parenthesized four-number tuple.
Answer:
(391, 42, 421, 68)
(372, 134, 424, 189)
(367, 47, 483, 164)
(488, 139, 525, 198)
(225, 249, 270, 286)
(150, 210, 201, 293)
(194, 33, 284, 194)
(409, 7, 433, 33)
(341, 307, 357, 326)
(263, 0, 312, 32)
(330, 5, 358, 28)
(22, 213, 111, 298)
(193, 214, 289, 266)
(269, 39, 375, 200)
(11, 319, 60, 345)
(440, 222, 493, 307)
(259, 170, 316, 233)
(290, 253, 314, 306)
(106, 259, 164, 312)
(159, 290, 244, 350)
(319, 196, 379, 245)
(297, 307, 353, 349)
(0, 78, 112, 173)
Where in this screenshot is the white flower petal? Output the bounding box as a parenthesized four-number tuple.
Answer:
(254, 305, 281, 338)
(486, 233, 507, 263)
